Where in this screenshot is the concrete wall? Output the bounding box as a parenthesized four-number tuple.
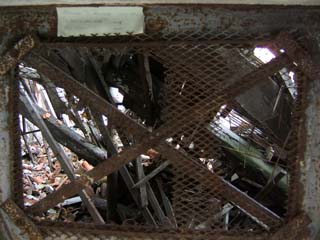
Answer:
(0, 0, 320, 6)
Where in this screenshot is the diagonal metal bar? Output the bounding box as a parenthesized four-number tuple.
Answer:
(26, 53, 290, 227)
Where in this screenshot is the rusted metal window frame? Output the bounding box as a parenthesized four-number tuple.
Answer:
(0, 4, 319, 240)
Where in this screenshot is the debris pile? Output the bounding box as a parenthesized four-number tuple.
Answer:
(18, 45, 297, 231)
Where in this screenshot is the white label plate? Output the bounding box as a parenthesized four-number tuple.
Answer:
(57, 6, 144, 37)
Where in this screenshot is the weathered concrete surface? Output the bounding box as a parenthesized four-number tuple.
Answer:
(0, 0, 320, 6)
(0, 73, 15, 239)
(298, 35, 320, 240)
(302, 73, 320, 240)
(0, 74, 12, 204)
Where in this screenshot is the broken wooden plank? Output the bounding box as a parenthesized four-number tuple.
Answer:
(117, 154, 167, 226)
(132, 160, 171, 189)
(119, 166, 157, 226)
(40, 75, 67, 119)
(156, 178, 177, 228)
(41, 75, 91, 140)
(92, 112, 155, 224)
(85, 49, 115, 105)
(102, 118, 167, 226)
(144, 54, 154, 102)
(135, 157, 148, 208)
(91, 112, 119, 222)
(89, 113, 158, 225)
(21, 117, 37, 164)
(20, 98, 107, 166)
(146, 182, 168, 226)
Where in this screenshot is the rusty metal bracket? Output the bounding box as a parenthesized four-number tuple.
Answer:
(0, 35, 37, 76)
(0, 199, 43, 240)
(273, 32, 320, 80)
(270, 214, 311, 240)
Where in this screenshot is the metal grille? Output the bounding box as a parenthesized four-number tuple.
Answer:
(4, 29, 311, 239)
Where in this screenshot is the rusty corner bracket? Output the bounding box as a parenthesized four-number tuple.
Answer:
(0, 34, 38, 76)
(0, 199, 43, 240)
(273, 32, 320, 80)
(270, 214, 311, 240)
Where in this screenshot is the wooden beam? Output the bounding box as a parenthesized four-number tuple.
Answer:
(132, 160, 171, 189)
(20, 97, 108, 166)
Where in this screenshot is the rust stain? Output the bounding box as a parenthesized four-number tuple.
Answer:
(1, 199, 43, 239)
(146, 17, 168, 33)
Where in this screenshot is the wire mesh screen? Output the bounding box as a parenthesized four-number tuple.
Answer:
(12, 31, 308, 239)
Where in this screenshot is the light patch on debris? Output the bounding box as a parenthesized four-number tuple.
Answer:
(254, 47, 275, 63)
